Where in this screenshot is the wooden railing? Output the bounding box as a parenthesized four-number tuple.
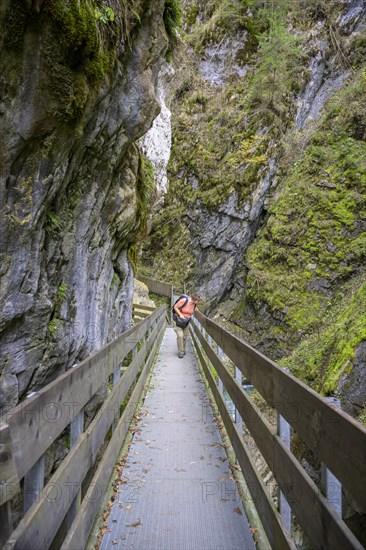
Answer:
(132, 302, 156, 321)
(136, 274, 173, 298)
(190, 310, 366, 550)
(0, 306, 166, 550)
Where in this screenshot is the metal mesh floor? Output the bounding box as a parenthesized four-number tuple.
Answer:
(99, 327, 256, 550)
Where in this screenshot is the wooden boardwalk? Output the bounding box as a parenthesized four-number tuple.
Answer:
(98, 327, 256, 550)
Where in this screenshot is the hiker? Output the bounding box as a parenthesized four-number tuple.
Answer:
(172, 294, 201, 358)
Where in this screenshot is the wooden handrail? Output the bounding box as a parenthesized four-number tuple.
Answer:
(191, 310, 366, 549)
(0, 306, 166, 549)
(190, 320, 363, 550)
(195, 309, 366, 515)
(136, 274, 173, 298)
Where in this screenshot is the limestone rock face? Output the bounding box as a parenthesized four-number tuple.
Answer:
(0, 0, 168, 412)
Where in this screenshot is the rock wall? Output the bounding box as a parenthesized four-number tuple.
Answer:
(0, 0, 168, 412)
(141, 0, 366, 420)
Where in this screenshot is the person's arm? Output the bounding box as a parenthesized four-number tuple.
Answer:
(173, 299, 186, 318)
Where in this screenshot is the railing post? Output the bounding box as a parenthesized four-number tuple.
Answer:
(23, 455, 45, 513)
(112, 362, 121, 431)
(278, 414, 291, 532)
(217, 346, 224, 395)
(66, 363, 84, 529)
(277, 364, 292, 534)
(171, 286, 174, 325)
(0, 501, 12, 546)
(67, 408, 84, 529)
(0, 422, 19, 545)
(235, 367, 242, 434)
(321, 397, 342, 517)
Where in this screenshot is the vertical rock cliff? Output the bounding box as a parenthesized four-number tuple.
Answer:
(141, 0, 366, 420)
(0, 0, 169, 412)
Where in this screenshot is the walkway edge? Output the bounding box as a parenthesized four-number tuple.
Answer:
(85, 326, 166, 550)
(189, 332, 271, 550)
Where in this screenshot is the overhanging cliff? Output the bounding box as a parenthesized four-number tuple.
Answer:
(0, 0, 169, 412)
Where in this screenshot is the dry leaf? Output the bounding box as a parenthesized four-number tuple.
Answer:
(234, 507, 243, 515)
(126, 520, 142, 527)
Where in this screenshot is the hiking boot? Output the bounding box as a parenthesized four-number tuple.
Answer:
(178, 352, 184, 358)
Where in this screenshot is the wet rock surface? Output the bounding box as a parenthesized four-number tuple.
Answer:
(0, 0, 168, 412)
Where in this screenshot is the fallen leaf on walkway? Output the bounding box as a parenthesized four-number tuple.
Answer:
(126, 505, 132, 510)
(112, 540, 117, 545)
(234, 507, 243, 515)
(250, 528, 258, 534)
(189, 461, 196, 464)
(126, 520, 142, 527)
(142, 467, 150, 473)
(134, 451, 140, 455)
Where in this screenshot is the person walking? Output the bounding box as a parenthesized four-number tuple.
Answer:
(172, 294, 201, 358)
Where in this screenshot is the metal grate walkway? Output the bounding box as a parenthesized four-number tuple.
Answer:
(99, 327, 255, 550)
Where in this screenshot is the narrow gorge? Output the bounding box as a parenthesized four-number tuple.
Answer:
(0, 0, 365, 437)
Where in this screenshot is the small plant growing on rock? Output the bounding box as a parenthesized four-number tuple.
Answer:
(55, 282, 69, 304)
(47, 318, 62, 337)
(94, 5, 115, 24)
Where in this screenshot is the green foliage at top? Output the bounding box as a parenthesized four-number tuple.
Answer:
(245, 14, 304, 117)
(187, 0, 251, 51)
(3, 0, 147, 121)
(164, 0, 182, 41)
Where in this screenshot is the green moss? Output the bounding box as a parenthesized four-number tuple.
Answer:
(3, 0, 31, 52)
(46, 212, 62, 232)
(47, 318, 62, 337)
(128, 152, 155, 270)
(110, 271, 121, 290)
(55, 282, 69, 304)
(243, 67, 366, 339)
(281, 280, 366, 395)
(164, 0, 182, 41)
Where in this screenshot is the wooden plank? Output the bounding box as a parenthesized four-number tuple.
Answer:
(189, 327, 294, 550)
(60, 319, 165, 550)
(191, 323, 364, 549)
(195, 310, 366, 512)
(0, 424, 19, 505)
(3, 318, 165, 550)
(136, 274, 172, 298)
(132, 303, 156, 312)
(1, 307, 165, 485)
